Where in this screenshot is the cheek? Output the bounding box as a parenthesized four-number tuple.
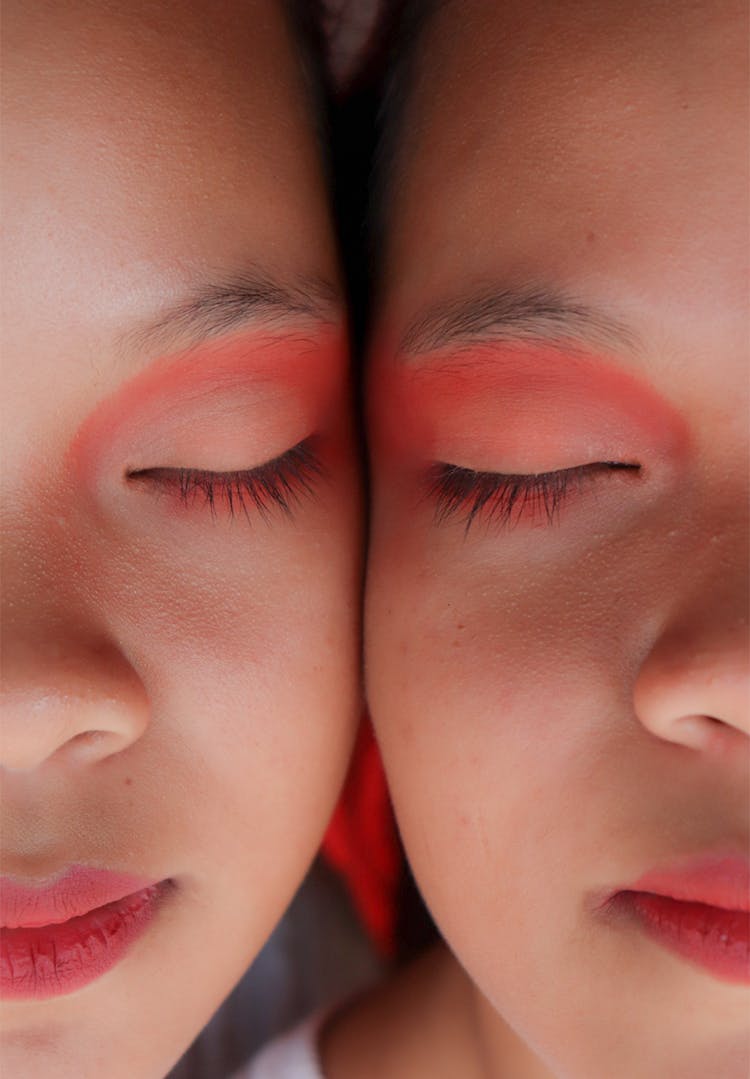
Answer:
(88, 452, 360, 655)
(367, 515, 633, 762)
(83, 479, 360, 843)
(364, 457, 705, 910)
(365, 512, 646, 915)
(368, 553, 581, 846)
(367, 569, 617, 1012)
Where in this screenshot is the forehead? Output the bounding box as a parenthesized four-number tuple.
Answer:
(382, 0, 747, 347)
(2, 0, 336, 350)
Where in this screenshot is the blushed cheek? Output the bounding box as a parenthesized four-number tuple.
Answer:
(98, 518, 360, 850)
(367, 449, 689, 684)
(367, 578, 615, 939)
(364, 464, 695, 889)
(118, 538, 355, 681)
(366, 522, 642, 835)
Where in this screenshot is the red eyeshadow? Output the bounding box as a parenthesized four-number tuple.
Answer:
(370, 344, 690, 472)
(69, 326, 347, 481)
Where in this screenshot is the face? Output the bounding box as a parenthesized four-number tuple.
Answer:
(366, 1, 749, 1076)
(0, 2, 360, 1075)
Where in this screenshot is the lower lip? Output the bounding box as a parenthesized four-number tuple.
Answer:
(1, 883, 170, 1000)
(614, 891, 750, 984)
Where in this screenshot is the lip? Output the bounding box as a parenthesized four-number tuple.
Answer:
(629, 854, 750, 912)
(0, 867, 172, 1000)
(606, 854, 750, 985)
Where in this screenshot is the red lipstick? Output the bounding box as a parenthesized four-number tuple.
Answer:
(609, 855, 750, 984)
(1, 867, 171, 1000)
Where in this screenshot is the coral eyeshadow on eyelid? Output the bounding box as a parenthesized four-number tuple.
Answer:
(68, 327, 347, 480)
(371, 345, 690, 469)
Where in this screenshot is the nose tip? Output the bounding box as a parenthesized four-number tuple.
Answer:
(0, 689, 150, 772)
(633, 634, 750, 754)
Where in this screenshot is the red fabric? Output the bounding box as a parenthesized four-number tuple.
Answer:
(322, 718, 400, 957)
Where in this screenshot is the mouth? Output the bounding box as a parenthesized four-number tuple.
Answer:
(604, 854, 750, 985)
(0, 867, 174, 1001)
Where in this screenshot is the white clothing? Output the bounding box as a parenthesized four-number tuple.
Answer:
(237, 1016, 325, 1079)
(168, 860, 379, 1079)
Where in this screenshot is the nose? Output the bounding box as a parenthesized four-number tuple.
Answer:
(1, 639, 150, 772)
(633, 608, 749, 756)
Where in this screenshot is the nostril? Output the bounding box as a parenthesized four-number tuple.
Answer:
(0, 662, 151, 772)
(672, 714, 747, 756)
(699, 715, 749, 758)
(633, 626, 750, 749)
(65, 729, 117, 761)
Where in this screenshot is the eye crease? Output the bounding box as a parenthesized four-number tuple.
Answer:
(127, 439, 323, 523)
(427, 460, 641, 534)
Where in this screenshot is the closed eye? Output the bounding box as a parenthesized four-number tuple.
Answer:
(127, 439, 323, 523)
(427, 461, 641, 534)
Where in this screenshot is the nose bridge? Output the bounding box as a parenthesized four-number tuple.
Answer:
(684, 513, 748, 653)
(1, 486, 89, 626)
(665, 486, 749, 648)
(645, 595, 748, 702)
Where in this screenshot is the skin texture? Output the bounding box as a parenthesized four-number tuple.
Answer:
(360, 1, 750, 1076)
(1, 2, 360, 1076)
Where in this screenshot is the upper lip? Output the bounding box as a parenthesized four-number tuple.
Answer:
(618, 853, 750, 912)
(0, 865, 158, 928)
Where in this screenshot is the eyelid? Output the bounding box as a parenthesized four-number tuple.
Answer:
(69, 329, 349, 517)
(371, 345, 690, 474)
(427, 460, 640, 534)
(127, 439, 324, 522)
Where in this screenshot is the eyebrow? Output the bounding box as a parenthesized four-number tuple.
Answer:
(397, 285, 639, 359)
(126, 269, 342, 355)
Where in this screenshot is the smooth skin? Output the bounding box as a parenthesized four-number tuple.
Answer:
(334, 1, 749, 1077)
(1, 2, 361, 1077)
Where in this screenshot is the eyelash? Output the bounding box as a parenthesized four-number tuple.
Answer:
(427, 461, 640, 533)
(128, 439, 323, 522)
